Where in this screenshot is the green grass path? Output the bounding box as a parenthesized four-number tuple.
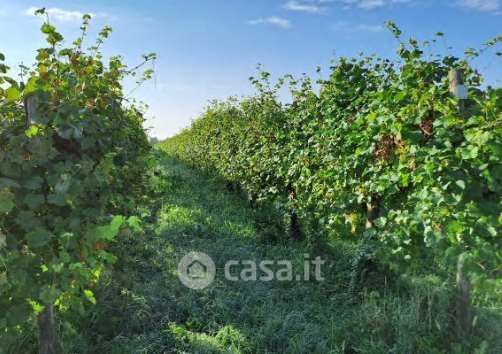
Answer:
(75, 156, 500, 354)
(80, 156, 357, 353)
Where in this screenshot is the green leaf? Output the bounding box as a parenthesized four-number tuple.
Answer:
(0, 189, 15, 213)
(24, 194, 45, 209)
(487, 226, 497, 237)
(465, 129, 491, 146)
(83, 289, 96, 305)
(26, 228, 52, 248)
(0, 231, 6, 248)
(447, 221, 464, 236)
(110, 215, 125, 232)
(24, 77, 38, 96)
(460, 145, 479, 160)
(0, 272, 7, 286)
(6, 304, 31, 326)
(24, 177, 43, 190)
(96, 216, 125, 241)
(41, 23, 54, 34)
(34, 8, 46, 16)
(55, 174, 71, 194)
(15, 211, 43, 231)
(455, 180, 466, 190)
(99, 250, 118, 264)
(403, 130, 422, 145)
(0, 178, 20, 189)
(25, 125, 40, 138)
(374, 217, 387, 228)
(5, 86, 20, 102)
(47, 194, 66, 206)
(127, 216, 143, 232)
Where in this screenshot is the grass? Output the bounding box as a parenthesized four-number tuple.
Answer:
(57, 154, 501, 354)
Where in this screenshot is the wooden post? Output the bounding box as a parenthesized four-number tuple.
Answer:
(365, 202, 375, 229)
(38, 305, 57, 354)
(24, 94, 39, 128)
(365, 196, 379, 230)
(288, 184, 301, 241)
(450, 69, 472, 340)
(290, 209, 300, 241)
(456, 254, 472, 339)
(25, 94, 58, 354)
(448, 69, 463, 96)
(449, 69, 467, 116)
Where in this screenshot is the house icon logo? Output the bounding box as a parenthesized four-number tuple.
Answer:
(187, 259, 207, 279)
(178, 252, 215, 290)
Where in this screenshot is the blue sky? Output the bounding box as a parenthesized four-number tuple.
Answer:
(0, 0, 501, 138)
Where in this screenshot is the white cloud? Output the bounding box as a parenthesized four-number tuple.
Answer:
(24, 7, 96, 22)
(284, 1, 324, 13)
(248, 17, 291, 29)
(355, 23, 385, 31)
(333, 0, 411, 10)
(358, 0, 385, 9)
(333, 21, 384, 32)
(457, 0, 500, 11)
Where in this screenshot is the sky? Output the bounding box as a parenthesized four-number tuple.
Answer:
(0, 0, 501, 139)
